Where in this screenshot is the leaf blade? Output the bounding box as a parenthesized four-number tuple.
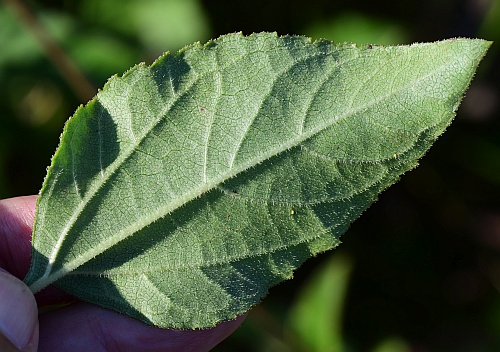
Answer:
(24, 33, 491, 328)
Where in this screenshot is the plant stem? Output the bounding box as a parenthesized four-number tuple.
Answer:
(4, 0, 96, 102)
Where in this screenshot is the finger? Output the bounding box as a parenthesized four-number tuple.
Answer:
(0, 195, 37, 278)
(0, 269, 39, 352)
(39, 302, 245, 352)
(0, 196, 74, 306)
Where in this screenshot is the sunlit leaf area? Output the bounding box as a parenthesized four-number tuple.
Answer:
(1, 1, 499, 351)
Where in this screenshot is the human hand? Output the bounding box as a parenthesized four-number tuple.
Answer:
(0, 196, 245, 352)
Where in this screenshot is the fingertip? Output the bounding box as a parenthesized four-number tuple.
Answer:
(0, 270, 39, 352)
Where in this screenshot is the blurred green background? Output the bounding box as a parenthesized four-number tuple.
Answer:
(1, 0, 499, 351)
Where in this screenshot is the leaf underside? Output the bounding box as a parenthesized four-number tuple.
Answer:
(23, 33, 490, 329)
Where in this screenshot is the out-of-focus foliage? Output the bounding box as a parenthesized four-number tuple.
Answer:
(80, 0, 210, 57)
(1, 0, 499, 351)
(286, 254, 352, 351)
(480, 0, 500, 43)
(303, 11, 408, 45)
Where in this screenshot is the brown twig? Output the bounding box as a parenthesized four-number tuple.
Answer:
(4, 0, 96, 102)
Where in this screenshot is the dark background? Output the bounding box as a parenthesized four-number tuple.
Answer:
(1, 0, 499, 351)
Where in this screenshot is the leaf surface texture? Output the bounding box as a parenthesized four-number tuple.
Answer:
(23, 33, 490, 328)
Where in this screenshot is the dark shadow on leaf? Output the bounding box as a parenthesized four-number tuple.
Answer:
(54, 98, 119, 197)
(55, 270, 152, 326)
(151, 52, 191, 101)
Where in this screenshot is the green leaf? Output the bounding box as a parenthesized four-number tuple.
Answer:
(23, 33, 490, 329)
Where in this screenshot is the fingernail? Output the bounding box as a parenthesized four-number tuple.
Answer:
(0, 270, 38, 352)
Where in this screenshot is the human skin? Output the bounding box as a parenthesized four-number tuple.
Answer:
(0, 196, 245, 352)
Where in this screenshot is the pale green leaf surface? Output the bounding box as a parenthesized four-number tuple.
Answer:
(23, 33, 490, 329)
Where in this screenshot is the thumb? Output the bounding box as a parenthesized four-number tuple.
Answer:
(0, 270, 38, 352)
